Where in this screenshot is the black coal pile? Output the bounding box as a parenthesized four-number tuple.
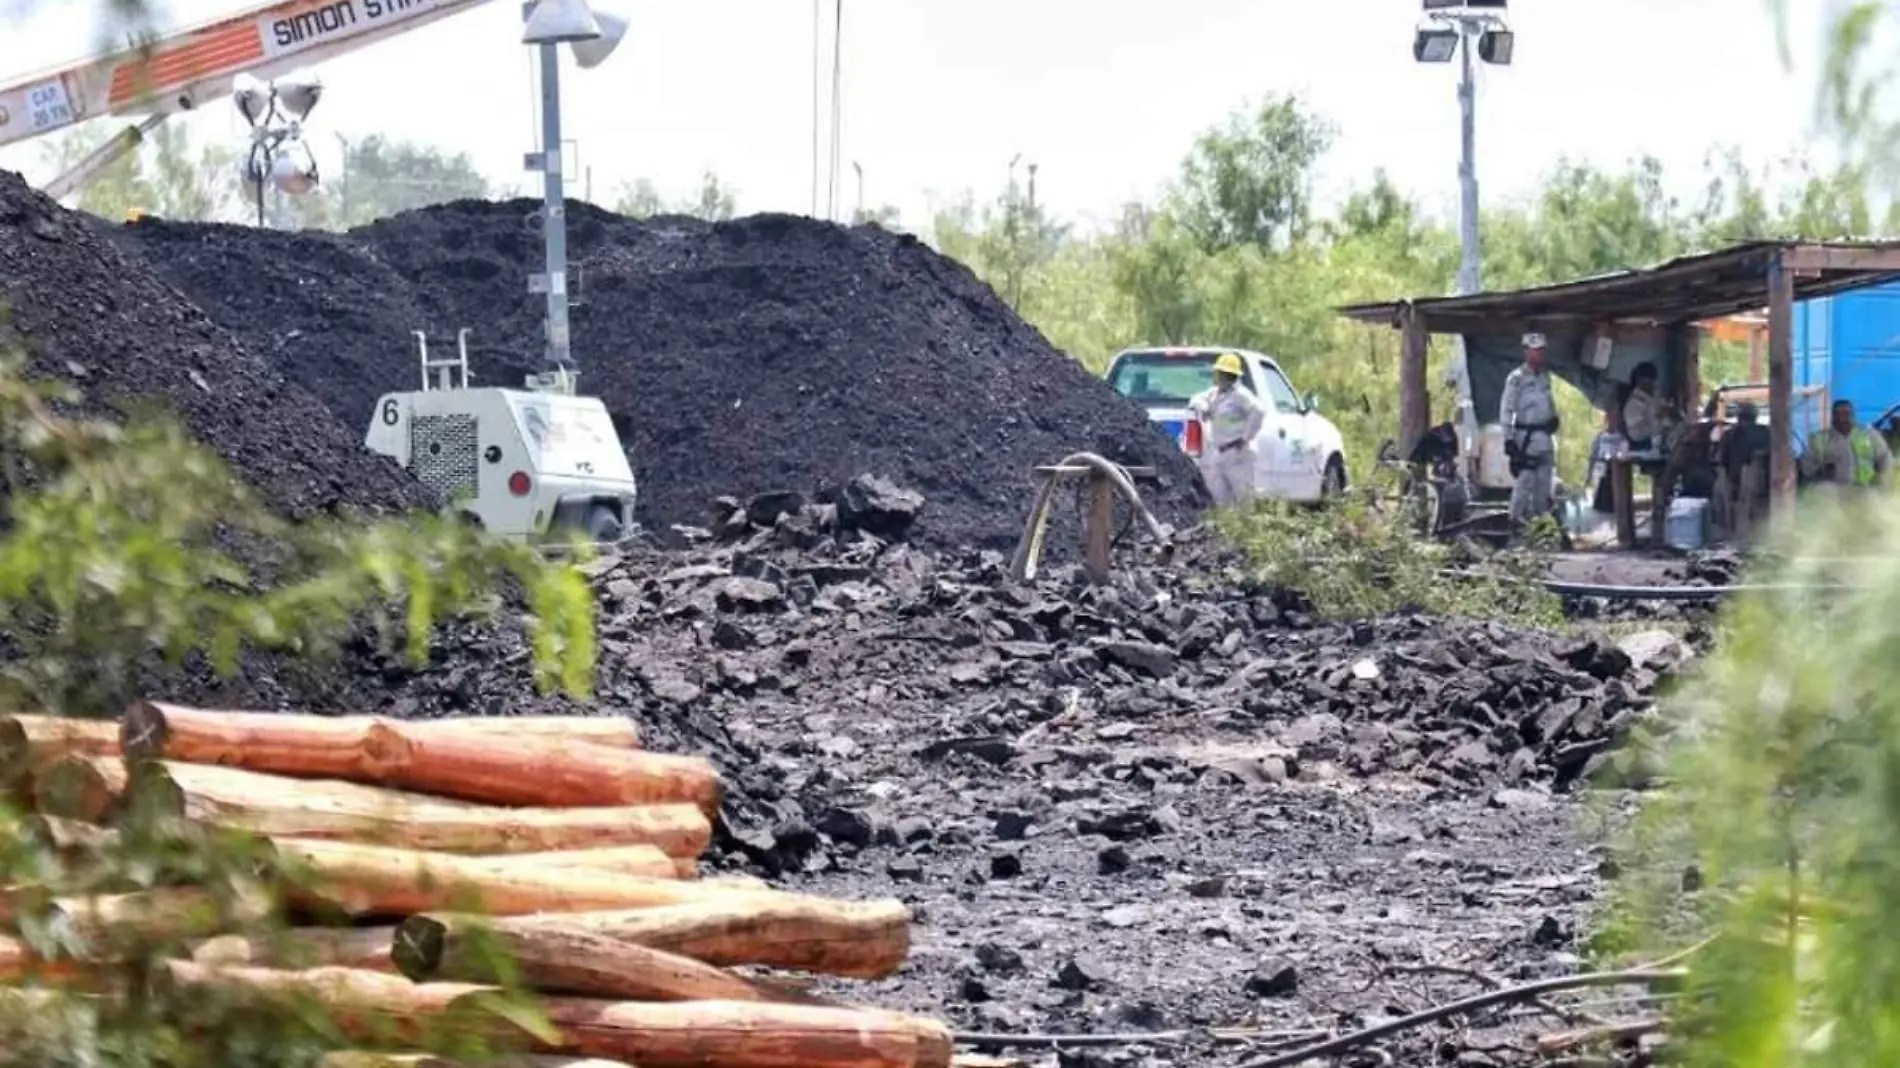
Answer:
(0, 172, 430, 519)
(118, 199, 1207, 549)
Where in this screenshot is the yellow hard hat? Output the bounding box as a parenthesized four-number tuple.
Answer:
(1213, 352, 1245, 377)
(124, 207, 147, 223)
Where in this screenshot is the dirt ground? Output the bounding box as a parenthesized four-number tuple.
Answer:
(781, 757, 1612, 1067)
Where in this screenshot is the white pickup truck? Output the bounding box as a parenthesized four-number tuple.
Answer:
(1106, 346, 1350, 501)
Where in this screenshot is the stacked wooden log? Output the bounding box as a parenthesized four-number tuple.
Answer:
(0, 702, 952, 1068)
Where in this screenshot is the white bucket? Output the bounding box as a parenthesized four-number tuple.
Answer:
(1478, 425, 1514, 489)
(1666, 497, 1708, 552)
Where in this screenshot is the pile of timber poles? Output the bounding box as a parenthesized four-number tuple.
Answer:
(0, 703, 953, 1068)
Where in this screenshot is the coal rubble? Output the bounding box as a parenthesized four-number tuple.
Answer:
(512, 494, 1682, 1053)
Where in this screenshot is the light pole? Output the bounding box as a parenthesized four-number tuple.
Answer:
(521, 0, 627, 375)
(232, 71, 322, 229)
(1414, 0, 1513, 479)
(1413, 0, 1513, 297)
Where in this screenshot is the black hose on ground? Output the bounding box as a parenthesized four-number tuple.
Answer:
(1441, 569, 1856, 602)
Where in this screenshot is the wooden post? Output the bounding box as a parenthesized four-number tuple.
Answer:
(1398, 305, 1430, 462)
(1083, 472, 1114, 586)
(1767, 253, 1796, 511)
(1675, 325, 1701, 418)
(1611, 460, 1636, 548)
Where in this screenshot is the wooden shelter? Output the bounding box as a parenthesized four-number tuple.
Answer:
(1338, 240, 1900, 510)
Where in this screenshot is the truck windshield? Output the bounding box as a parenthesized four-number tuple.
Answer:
(1108, 352, 1222, 404)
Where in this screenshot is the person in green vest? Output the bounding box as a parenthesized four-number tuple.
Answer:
(1801, 399, 1893, 489)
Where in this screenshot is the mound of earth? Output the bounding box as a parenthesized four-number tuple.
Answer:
(120, 199, 1207, 548)
(0, 171, 431, 519)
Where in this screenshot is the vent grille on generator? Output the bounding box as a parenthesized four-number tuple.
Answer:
(409, 414, 480, 500)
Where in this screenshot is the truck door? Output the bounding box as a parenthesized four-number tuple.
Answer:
(1236, 363, 1287, 497)
(1256, 363, 1320, 500)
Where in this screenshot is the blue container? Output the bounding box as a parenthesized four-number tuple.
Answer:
(1792, 281, 1900, 440)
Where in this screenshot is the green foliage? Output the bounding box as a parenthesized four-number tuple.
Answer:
(1210, 490, 1561, 624)
(38, 124, 242, 224)
(0, 330, 594, 1062)
(1599, 496, 1900, 1065)
(611, 172, 739, 221)
(316, 135, 492, 230)
(1174, 95, 1334, 254)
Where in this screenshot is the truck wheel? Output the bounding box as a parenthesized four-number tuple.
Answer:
(584, 504, 624, 543)
(1321, 455, 1347, 498)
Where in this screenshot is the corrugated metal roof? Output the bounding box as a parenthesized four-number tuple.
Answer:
(1337, 240, 1900, 332)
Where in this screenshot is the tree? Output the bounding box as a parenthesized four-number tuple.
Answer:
(37, 122, 242, 223)
(1172, 95, 1334, 253)
(1480, 157, 1691, 289)
(853, 203, 903, 229)
(611, 172, 739, 221)
(1797, 1, 1899, 192)
(315, 135, 491, 230)
(611, 179, 666, 219)
(684, 172, 738, 221)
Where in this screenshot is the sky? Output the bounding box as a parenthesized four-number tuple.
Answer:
(0, 0, 1847, 232)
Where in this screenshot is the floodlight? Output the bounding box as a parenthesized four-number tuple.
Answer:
(568, 8, 627, 69)
(233, 74, 269, 126)
(523, 0, 602, 44)
(275, 70, 323, 120)
(1413, 28, 1459, 63)
(1478, 29, 1513, 65)
(271, 148, 319, 195)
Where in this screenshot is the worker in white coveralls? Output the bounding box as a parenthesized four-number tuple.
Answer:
(1189, 352, 1266, 506)
(1500, 332, 1560, 530)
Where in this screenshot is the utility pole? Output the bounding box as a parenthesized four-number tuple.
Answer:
(1413, 0, 1514, 478)
(521, 0, 627, 374)
(1414, 0, 1512, 297)
(1456, 23, 1480, 296)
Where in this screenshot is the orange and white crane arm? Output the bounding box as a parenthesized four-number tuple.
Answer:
(0, 0, 498, 153)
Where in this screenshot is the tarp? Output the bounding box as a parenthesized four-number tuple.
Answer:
(1462, 329, 1676, 427)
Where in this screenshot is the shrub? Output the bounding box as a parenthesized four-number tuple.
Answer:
(0, 339, 593, 1065)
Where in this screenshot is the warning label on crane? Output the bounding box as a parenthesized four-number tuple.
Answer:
(260, 0, 458, 59)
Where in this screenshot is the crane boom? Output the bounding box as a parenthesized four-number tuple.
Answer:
(0, 0, 498, 155)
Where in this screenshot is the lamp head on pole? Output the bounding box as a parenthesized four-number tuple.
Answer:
(274, 69, 323, 120)
(233, 73, 270, 126)
(1478, 29, 1514, 64)
(524, 0, 603, 44)
(570, 9, 628, 67)
(1413, 27, 1459, 63)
